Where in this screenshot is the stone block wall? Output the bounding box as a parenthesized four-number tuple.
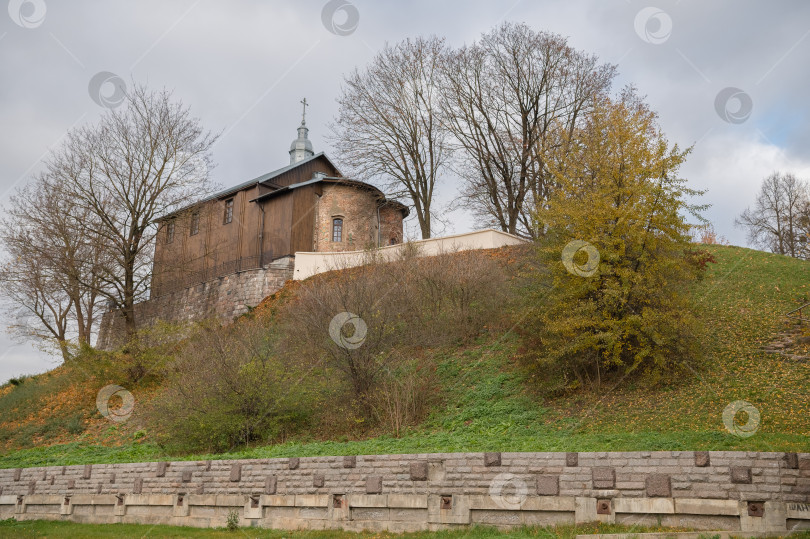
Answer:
(96, 257, 294, 350)
(0, 451, 808, 532)
(313, 184, 402, 253)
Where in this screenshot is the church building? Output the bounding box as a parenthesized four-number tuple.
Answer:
(97, 101, 408, 348)
(149, 101, 408, 298)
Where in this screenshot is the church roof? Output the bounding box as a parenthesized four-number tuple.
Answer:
(243, 152, 342, 191)
(158, 152, 409, 220)
(215, 152, 343, 200)
(158, 152, 343, 221)
(249, 175, 410, 217)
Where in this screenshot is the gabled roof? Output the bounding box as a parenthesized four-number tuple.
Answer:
(245, 152, 343, 192)
(249, 175, 410, 217)
(159, 153, 343, 221)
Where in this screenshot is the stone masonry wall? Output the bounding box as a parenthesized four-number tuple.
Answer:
(96, 256, 295, 350)
(0, 451, 808, 532)
(314, 184, 393, 253)
(379, 204, 404, 245)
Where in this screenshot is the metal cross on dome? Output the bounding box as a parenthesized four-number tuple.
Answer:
(300, 97, 308, 126)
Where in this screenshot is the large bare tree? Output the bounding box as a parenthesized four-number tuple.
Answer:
(0, 172, 105, 360)
(331, 37, 449, 239)
(440, 23, 616, 239)
(736, 172, 809, 258)
(58, 83, 218, 337)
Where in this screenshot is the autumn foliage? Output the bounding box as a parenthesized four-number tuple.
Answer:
(525, 88, 709, 389)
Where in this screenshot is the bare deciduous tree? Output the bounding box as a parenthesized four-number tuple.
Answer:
(331, 37, 449, 239)
(440, 23, 616, 239)
(736, 172, 809, 258)
(0, 173, 105, 360)
(63, 83, 219, 336)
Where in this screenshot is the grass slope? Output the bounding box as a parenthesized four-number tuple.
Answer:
(0, 245, 808, 469)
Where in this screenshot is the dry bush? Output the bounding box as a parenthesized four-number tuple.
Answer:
(115, 321, 193, 384)
(369, 354, 437, 437)
(694, 223, 729, 246)
(412, 249, 511, 341)
(148, 318, 313, 452)
(279, 247, 511, 419)
(147, 247, 516, 449)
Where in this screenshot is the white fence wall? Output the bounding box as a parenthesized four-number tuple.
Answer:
(293, 229, 529, 281)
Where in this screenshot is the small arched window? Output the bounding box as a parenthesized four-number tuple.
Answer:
(389, 237, 398, 246)
(332, 218, 343, 242)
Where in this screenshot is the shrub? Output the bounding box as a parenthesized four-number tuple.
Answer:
(147, 247, 516, 449)
(281, 247, 512, 418)
(64, 414, 85, 435)
(148, 318, 313, 453)
(116, 321, 190, 384)
(369, 354, 437, 437)
(226, 509, 239, 531)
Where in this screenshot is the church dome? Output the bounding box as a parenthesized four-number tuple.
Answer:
(290, 125, 314, 153)
(289, 98, 315, 164)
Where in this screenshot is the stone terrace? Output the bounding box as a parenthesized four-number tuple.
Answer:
(0, 451, 808, 533)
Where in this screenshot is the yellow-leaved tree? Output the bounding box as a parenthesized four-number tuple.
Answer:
(527, 88, 709, 390)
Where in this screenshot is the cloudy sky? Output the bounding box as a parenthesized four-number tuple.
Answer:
(1, 0, 809, 382)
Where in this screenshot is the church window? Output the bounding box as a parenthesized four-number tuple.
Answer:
(190, 211, 200, 236)
(332, 218, 343, 242)
(166, 221, 175, 244)
(390, 236, 398, 245)
(223, 199, 234, 224)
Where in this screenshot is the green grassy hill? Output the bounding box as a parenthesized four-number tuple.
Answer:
(0, 244, 808, 469)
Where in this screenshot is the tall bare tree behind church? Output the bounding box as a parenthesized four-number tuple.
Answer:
(60, 84, 218, 337)
(331, 37, 449, 239)
(440, 23, 616, 239)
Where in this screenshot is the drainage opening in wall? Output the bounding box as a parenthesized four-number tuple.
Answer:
(748, 501, 765, 517)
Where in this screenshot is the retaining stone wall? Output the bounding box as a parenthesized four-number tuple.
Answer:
(0, 451, 808, 533)
(96, 257, 294, 350)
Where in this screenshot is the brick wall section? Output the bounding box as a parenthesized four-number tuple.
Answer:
(0, 451, 807, 532)
(96, 257, 294, 350)
(313, 184, 404, 253)
(379, 204, 404, 246)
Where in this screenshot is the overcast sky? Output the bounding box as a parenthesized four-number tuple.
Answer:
(1, 0, 809, 383)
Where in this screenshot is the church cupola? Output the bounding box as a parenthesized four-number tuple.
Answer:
(289, 98, 314, 165)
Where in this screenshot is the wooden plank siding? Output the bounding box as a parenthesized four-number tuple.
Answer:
(262, 191, 293, 261)
(150, 155, 339, 298)
(290, 185, 320, 254)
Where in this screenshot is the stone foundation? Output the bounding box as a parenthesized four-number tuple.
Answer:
(0, 451, 808, 532)
(96, 256, 295, 350)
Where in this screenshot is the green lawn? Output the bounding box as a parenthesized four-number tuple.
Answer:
(0, 245, 808, 471)
(6, 519, 802, 539)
